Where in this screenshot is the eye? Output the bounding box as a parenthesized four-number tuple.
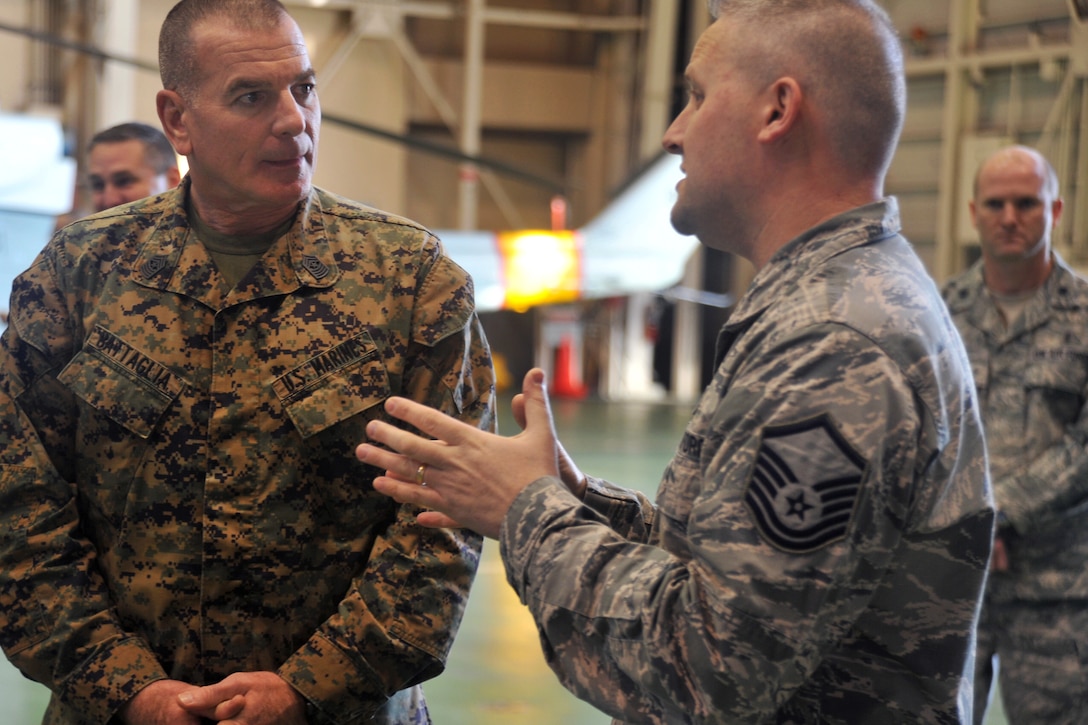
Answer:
(682, 87, 704, 112)
(294, 82, 317, 102)
(1015, 198, 1041, 212)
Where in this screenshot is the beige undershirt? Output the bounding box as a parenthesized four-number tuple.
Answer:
(188, 199, 295, 288)
(988, 288, 1034, 329)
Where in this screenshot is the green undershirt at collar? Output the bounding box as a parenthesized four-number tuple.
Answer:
(187, 197, 296, 288)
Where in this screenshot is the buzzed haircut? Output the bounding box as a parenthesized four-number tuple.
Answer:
(973, 145, 1060, 200)
(88, 122, 178, 175)
(706, 0, 906, 181)
(159, 0, 291, 99)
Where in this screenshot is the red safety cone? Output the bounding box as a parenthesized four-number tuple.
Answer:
(552, 336, 588, 399)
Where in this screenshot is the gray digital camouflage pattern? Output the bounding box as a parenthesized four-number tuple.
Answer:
(500, 200, 994, 724)
(0, 179, 495, 724)
(942, 254, 1088, 724)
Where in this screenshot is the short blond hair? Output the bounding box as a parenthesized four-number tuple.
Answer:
(707, 0, 906, 180)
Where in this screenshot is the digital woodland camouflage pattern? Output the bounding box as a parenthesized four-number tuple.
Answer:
(500, 201, 994, 724)
(0, 179, 495, 724)
(942, 254, 1088, 724)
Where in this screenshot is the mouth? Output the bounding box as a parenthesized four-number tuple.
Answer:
(265, 155, 308, 171)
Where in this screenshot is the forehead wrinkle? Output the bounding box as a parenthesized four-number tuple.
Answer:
(214, 40, 308, 64)
(193, 20, 309, 81)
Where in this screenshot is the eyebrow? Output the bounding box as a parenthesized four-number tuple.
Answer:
(981, 196, 1042, 206)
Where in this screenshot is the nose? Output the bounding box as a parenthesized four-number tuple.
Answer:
(662, 109, 686, 155)
(999, 201, 1019, 226)
(95, 185, 124, 212)
(272, 91, 307, 137)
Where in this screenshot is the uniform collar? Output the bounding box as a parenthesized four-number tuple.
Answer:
(946, 252, 1079, 337)
(132, 179, 341, 304)
(724, 199, 901, 333)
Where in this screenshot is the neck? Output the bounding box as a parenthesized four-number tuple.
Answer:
(746, 186, 882, 270)
(189, 188, 302, 237)
(983, 253, 1052, 296)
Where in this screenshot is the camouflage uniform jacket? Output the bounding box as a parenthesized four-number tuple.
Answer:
(942, 254, 1088, 602)
(0, 180, 495, 724)
(500, 200, 994, 724)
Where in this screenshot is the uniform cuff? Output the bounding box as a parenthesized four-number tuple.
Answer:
(499, 476, 589, 603)
(60, 636, 166, 724)
(279, 634, 381, 723)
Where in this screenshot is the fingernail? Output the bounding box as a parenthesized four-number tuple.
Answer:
(178, 691, 194, 705)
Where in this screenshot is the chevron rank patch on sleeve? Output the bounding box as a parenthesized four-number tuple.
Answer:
(745, 415, 865, 553)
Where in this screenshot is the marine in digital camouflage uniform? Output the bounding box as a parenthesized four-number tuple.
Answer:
(0, 178, 494, 724)
(356, 2, 995, 723)
(941, 145, 1088, 725)
(0, 0, 494, 722)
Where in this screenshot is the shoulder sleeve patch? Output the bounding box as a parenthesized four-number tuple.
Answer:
(744, 415, 866, 553)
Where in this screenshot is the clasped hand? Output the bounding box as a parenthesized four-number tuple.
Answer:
(120, 672, 306, 724)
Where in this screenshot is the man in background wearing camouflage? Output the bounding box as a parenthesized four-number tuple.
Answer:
(942, 145, 1088, 725)
(87, 121, 182, 213)
(0, 1, 493, 723)
(357, 1, 994, 722)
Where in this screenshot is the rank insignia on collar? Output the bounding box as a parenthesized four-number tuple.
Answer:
(301, 255, 330, 280)
(138, 255, 169, 279)
(745, 415, 865, 554)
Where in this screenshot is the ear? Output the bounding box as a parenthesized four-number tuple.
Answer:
(757, 77, 802, 143)
(1050, 197, 1064, 228)
(968, 199, 979, 230)
(157, 89, 193, 157)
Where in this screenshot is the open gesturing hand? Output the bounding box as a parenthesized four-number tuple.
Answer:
(356, 368, 565, 538)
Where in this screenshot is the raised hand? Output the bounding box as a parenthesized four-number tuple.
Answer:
(357, 368, 563, 538)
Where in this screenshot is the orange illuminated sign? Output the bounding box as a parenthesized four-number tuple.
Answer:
(496, 230, 583, 311)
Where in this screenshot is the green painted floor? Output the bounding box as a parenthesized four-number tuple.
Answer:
(0, 394, 1008, 723)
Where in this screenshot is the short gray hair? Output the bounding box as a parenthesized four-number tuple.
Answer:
(159, 0, 291, 99)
